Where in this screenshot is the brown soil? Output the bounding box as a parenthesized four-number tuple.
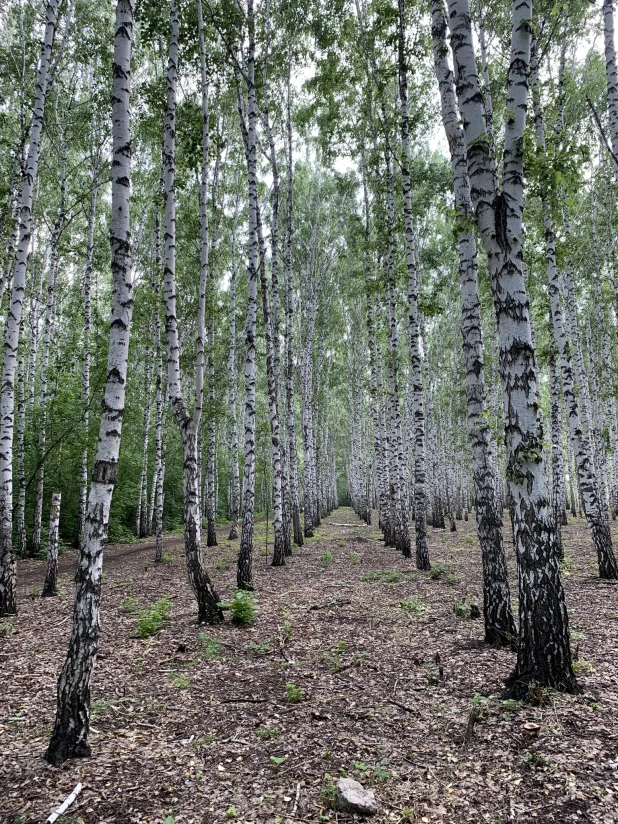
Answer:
(1, 508, 617, 824)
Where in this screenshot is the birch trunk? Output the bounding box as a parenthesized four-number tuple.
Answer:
(237, 0, 259, 589)
(0, 0, 58, 617)
(432, 0, 515, 645)
(161, 0, 221, 620)
(16, 331, 26, 559)
(227, 189, 241, 540)
(530, 40, 617, 578)
(42, 492, 61, 597)
(284, 65, 303, 548)
(77, 149, 100, 548)
(448, 0, 576, 693)
(46, 0, 135, 765)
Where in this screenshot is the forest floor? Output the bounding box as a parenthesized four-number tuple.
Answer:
(1, 508, 618, 824)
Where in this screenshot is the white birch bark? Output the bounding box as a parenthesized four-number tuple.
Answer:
(227, 187, 241, 541)
(237, 0, 259, 589)
(77, 147, 100, 548)
(160, 0, 221, 620)
(447, 0, 576, 693)
(42, 491, 61, 597)
(0, 0, 58, 616)
(46, 0, 135, 764)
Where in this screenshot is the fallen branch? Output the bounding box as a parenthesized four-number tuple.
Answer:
(292, 782, 301, 816)
(47, 783, 83, 823)
(387, 698, 418, 714)
(220, 696, 267, 704)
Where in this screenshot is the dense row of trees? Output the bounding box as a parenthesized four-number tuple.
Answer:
(2, 0, 618, 766)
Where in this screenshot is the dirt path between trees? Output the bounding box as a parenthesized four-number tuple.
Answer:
(1, 508, 617, 823)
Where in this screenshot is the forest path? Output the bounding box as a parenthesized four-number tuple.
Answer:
(1, 508, 617, 823)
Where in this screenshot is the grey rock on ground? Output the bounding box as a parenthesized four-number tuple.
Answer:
(335, 777, 377, 816)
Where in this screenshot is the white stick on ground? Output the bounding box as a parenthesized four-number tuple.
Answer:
(47, 782, 82, 823)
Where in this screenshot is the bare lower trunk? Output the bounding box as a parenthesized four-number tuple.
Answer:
(42, 492, 61, 597)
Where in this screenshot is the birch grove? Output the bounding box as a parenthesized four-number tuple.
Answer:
(3, 0, 618, 770)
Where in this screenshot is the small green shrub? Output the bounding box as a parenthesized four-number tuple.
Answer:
(385, 570, 403, 584)
(168, 672, 192, 689)
(161, 553, 173, 563)
(561, 557, 574, 572)
(320, 550, 333, 568)
(349, 552, 360, 565)
(0, 620, 13, 637)
(320, 774, 337, 807)
(270, 755, 286, 767)
(245, 639, 272, 657)
(226, 806, 238, 819)
(361, 570, 381, 582)
(572, 659, 594, 675)
(429, 564, 447, 580)
(285, 682, 304, 703)
(453, 600, 481, 620)
(400, 597, 426, 616)
(255, 726, 281, 740)
(137, 596, 173, 638)
(338, 540, 345, 547)
(27, 585, 39, 599)
(219, 590, 258, 626)
(197, 633, 223, 659)
(463, 534, 474, 546)
(121, 596, 140, 614)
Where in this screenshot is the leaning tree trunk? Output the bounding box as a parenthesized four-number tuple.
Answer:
(42, 492, 61, 597)
(448, 0, 577, 695)
(161, 0, 221, 620)
(0, 0, 58, 617)
(46, 0, 135, 766)
(431, 0, 516, 646)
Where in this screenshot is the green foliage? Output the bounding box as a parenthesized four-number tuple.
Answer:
(197, 634, 223, 659)
(453, 600, 481, 620)
(137, 597, 172, 638)
(269, 755, 286, 766)
(320, 550, 333, 567)
(319, 774, 337, 808)
(219, 590, 259, 626)
(255, 726, 281, 740)
(349, 551, 360, 565)
(167, 672, 192, 689)
(121, 597, 140, 614)
(245, 639, 272, 657)
(285, 683, 304, 703)
(384, 570, 403, 583)
(400, 597, 426, 616)
(0, 620, 13, 637)
(429, 564, 447, 580)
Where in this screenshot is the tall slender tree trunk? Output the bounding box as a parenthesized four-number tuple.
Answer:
(530, 39, 617, 579)
(46, 0, 135, 765)
(77, 149, 100, 548)
(227, 188, 241, 541)
(0, 0, 58, 617)
(432, 0, 516, 645)
(237, 0, 259, 590)
(284, 68, 302, 547)
(161, 0, 221, 621)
